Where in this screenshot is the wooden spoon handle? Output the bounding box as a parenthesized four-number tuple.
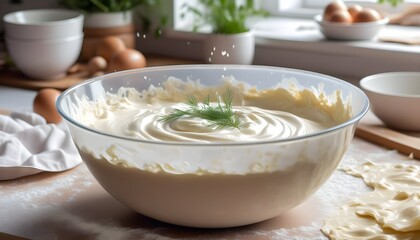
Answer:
(356, 124, 420, 160)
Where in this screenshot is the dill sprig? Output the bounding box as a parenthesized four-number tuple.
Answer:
(160, 89, 242, 130)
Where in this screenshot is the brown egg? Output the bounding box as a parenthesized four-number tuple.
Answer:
(323, 1, 347, 21)
(67, 63, 83, 74)
(108, 49, 146, 72)
(329, 10, 353, 23)
(96, 36, 126, 62)
(33, 88, 62, 124)
(348, 4, 363, 19)
(354, 8, 382, 22)
(88, 56, 108, 75)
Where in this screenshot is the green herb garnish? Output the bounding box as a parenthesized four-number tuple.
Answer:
(378, 0, 403, 7)
(160, 89, 242, 130)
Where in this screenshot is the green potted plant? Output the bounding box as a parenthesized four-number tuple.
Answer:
(182, 0, 268, 64)
(59, 0, 161, 60)
(59, 0, 147, 28)
(59, 0, 163, 29)
(59, 0, 145, 12)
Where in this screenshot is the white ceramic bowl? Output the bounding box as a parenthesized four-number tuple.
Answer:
(314, 15, 389, 41)
(57, 65, 369, 228)
(360, 72, 420, 131)
(3, 9, 83, 40)
(5, 34, 83, 80)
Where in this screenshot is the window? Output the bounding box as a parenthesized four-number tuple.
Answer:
(263, 0, 420, 18)
(259, 0, 345, 18)
(173, 0, 420, 32)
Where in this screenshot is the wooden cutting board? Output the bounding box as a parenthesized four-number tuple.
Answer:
(0, 69, 89, 91)
(355, 112, 420, 160)
(0, 55, 201, 91)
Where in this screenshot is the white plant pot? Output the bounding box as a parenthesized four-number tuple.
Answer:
(80, 11, 135, 60)
(84, 11, 133, 28)
(203, 31, 255, 65)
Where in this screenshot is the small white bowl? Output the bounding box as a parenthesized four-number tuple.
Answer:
(360, 72, 420, 131)
(3, 9, 83, 40)
(5, 34, 83, 80)
(314, 15, 389, 41)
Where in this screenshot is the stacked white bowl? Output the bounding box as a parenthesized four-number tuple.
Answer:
(3, 9, 84, 80)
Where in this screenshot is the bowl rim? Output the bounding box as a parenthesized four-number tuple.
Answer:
(360, 72, 420, 98)
(314, 14, 389, 27)
(57, 65, 370, 146)
(3, 9, 83, 26)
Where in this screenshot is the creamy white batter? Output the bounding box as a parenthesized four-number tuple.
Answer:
(74, 77, 350, 144)
(322, 161, 420, 239)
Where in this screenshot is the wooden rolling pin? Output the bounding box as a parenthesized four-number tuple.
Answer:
(356, 124, 420, 160)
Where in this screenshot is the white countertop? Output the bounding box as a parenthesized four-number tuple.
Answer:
(0, 86, 37, 112)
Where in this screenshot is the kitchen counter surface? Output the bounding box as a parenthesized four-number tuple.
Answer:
(0, 132, 416, 240)
(0, 62, 418, 239)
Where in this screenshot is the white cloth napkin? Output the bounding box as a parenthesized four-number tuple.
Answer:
(0, 111, 82, 180)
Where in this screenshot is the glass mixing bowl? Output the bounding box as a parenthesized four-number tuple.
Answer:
(57, 65, 369, 228)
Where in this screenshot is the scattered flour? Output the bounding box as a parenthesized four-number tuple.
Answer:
(0, 166, 94, 208)
(1, 139, 417, 239)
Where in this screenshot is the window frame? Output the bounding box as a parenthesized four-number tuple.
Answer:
(263, 0, 420, 18)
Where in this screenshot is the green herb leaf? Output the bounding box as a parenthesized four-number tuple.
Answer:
(59, 0, 148, 13)
(378, 0, 403, 7)
(181, 0, 269, 34)
(160, 89, 242, 130)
